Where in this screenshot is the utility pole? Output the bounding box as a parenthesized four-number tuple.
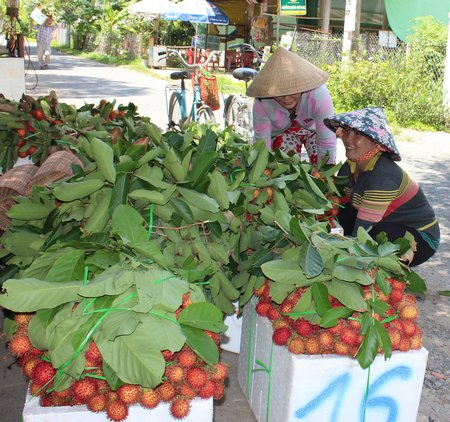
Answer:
(342, 0, 361, 63)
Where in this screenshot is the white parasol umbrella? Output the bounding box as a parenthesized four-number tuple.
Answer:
(161, 0, 229, 62)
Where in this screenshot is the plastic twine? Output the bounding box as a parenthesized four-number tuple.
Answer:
(246, 308, 254, 397)
(253, 342, 274, 422)
(148, 204, 154, 239)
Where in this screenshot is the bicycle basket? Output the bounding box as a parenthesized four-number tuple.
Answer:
(192, 72, 220, 111)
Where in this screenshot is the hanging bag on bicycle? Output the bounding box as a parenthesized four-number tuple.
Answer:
(192, 71, 220, 111)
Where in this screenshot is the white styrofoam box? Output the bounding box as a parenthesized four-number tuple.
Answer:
(221, 302, 242, 354)
(238, 300, 428, 422)
(0, 58, 25, 101)
(23, 391, 213, 422)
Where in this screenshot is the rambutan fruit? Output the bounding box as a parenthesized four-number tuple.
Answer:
(305, 336, 321, 354)
(106, 391, 118, 402)
(157, 382, 177, 402)
(403, 294, 417, 304)
(52, 388, 72, 400)
(210, 362, 229, 381)
(387, 328, 402, 350)
(87, 392, 107, 412)
(410, 334, 423, 349)
(401, 320, 417, 337)
(267, 306, 281, 321)
(161, 349, 174, 361)
(40, 395, 54, 407)
(106, 399, 129, 422)
(29, 382, 46, 396)
(272, 327, 292, 346)
(279, 300, 294, 314)
(327, 321, 343, 336)
(388, 289, 404, 304)
(198, 379, 216, 398)
(22, 357, 41, 380)
(204, 330, 220, 346)
(8, 333, 33, 357)
(318, 331, 334, 350)
(178, 383, 196, 400)
(181, 292, 192, 308)
(85, 341, 102, 365)
(333, 341, 350, 356)
(140, 388, 160, 409)
(398, 336, 412, 352)
(71, 377, 98, 403)
(340, 328, 359, 346)
(14, 313, 34, 326)
(170, 397, 191, 419)
(31, 360, 56, 387)
(186, 367, 208, 390)
(399, 304, 419, 321)
(389, 278, 406, 291)
(288, 337, 305, 354)
(117, 384, 141, 405)
(177, 348, 197, 368)
(272, 316, 290, 330)
(294, 319, 313, 337)
(96, 378, 110, 392)
(213, 381, 225, 400)
(166, 364, 185, 384)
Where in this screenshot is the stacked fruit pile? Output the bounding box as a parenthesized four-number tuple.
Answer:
(8, 295, 228, 421)
(254, 275, 422, 358)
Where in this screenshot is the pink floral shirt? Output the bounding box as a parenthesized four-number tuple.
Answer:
(252, 84, 337, 163)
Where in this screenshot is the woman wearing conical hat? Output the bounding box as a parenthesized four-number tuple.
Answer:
(324, 106, 440, 266)
(247, 47, 337, 165)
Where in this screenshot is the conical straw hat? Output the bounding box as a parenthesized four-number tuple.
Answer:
(246, 47, 329, 98)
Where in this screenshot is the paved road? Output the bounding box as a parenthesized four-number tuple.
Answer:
(11, 46, 450, 421)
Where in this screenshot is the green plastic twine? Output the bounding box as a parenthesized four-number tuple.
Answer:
(362, 365, 371, 422)
(252, 342, 274, 422)
(148, 204, 154, 239)
(246, 309, 254, 397)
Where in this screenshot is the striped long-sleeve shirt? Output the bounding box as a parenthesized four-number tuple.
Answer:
(339, 153, 440, 249)
(252, 84, 337, 162)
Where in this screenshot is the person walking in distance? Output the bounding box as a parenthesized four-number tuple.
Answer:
(33, 15, 56, 69)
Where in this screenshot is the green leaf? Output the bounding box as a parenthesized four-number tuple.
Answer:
(319, 306, 353, 328)
(90, 137, 116, 183)
(111, 204, 147, 244)
(326, 279, 367, 312)
(356, 323, 379, 369)
(96, 325, 166, 388)
(248, 147, 269, 184)
(405, 270, 427, 294)
(28, 308, 57, 350)
(140, 313, 185, 353)
(207, 170, 230, 209)
(169, 197, 193, 224)
(177, 187, 220, 213)
(261, 260, 310, 286)
(7, 203, 52, 220)
(181, 325, 219, 366)
(289, 218, 308, 244)
(311, 282, 331, 316)
(101, 310, 140, 341)
(163, 148, 186, 182)
(357, 226, 377, 246)
(178, 302, 227, 333)
(128, 189, 168, 205)
(299, 243, 323, 277)
(46, 249, 85, 283)
(332, 265, 374, 285)
(188, 151, 218, 186)
(1, 231, 46, 257)
(377, 242, 400, 257)
(0, 279, 83, 312)
(375, 268, 391, 295)
(376, 256, 403, 273)
(374, 320, 392, 359)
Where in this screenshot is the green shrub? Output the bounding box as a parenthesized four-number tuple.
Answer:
(325, 16, 449, 131)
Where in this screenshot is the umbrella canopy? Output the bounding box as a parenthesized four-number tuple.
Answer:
(162, 0, 229, 25)
(128, 0, 174, 17)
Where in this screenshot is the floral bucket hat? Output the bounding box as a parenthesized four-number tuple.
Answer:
(324, 106, 401, 161)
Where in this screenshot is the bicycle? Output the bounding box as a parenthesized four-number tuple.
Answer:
(223, 44, 266, 140)
(158, 49, 221, 130)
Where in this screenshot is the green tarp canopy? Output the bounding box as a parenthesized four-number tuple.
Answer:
(385, 0, 449, 42)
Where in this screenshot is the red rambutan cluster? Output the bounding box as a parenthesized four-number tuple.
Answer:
(255, 276, 422, 357)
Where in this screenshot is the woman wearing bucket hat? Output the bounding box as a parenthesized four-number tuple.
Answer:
(247, 47, 337, 165)
(324, 106, 440, 266)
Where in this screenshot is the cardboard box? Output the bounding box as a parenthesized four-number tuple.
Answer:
(238, 300, 428, 422)
(23, 391, 213, 422)
(30, 8, 48, 25)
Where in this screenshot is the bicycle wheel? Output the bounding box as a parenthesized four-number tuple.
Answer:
(196, 106, 216, 125)
(168, 91, 183, 129)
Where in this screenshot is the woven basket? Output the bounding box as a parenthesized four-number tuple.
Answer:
(0, 164, 38, 196)
(192, 73, 220, 111)
(26, 151, 84, 194)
